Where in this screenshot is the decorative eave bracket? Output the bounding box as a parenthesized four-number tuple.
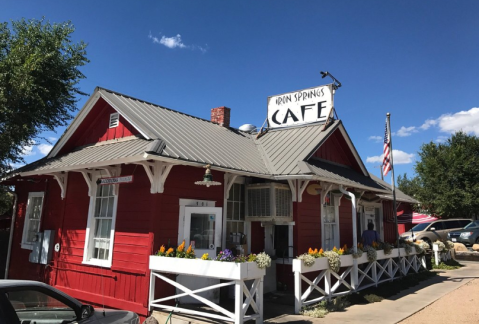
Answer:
(224, 173, 238, 200)
(287, 179, 310, 203)
(138, 161, 173, 194)
(77, 166, 122, 197)
(47, 172, 68, 200)
(320, 182, 333, 205)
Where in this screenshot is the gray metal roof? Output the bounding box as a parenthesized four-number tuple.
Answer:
(298, 158, 389, 192)
(15, 137, 148, 174)
(99, 88, 269, 174)
(369, 174, 420, 204)
(255, 120, 341, 175)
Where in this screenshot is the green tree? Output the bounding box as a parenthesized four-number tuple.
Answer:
(397, 173, 421, 199)
(414, 132, 479, 219)
(0, 18, 88, 175)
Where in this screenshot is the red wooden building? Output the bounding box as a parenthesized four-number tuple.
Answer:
(3, 87, 417, 317)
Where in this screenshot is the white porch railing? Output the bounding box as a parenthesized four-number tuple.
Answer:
(293, 248, 426, 313)
(149, 256, 265, 324)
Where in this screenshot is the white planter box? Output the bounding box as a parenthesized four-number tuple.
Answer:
(340, 254, 354, 267)
(292, 256, 329, 273)
(149, 256, 265, 280)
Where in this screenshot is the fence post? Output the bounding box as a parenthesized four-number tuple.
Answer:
(352, 259, 359, 290)
(294, 269, 302, 314)
(234, 280, 244, 324)
(149, 271, 155, 311)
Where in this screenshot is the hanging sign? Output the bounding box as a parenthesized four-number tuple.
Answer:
(267, 84, 334, 129)
(97, 175, 134, 185)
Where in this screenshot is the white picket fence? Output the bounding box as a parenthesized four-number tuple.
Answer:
(293, 248, 426, 313)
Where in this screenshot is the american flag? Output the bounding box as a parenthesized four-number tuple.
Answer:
(383, 122, 392, 176)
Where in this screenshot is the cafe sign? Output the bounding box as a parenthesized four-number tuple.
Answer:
(267, 84, 334, 129)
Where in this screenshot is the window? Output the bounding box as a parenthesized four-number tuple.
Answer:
(6, 289, 77, 323)
(322, 192, 339, 251)
(83, 182, 118, 267)
(21, 192, 44, 249)
(226, 183, 246, 249)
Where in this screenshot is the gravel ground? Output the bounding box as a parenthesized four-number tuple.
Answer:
(399, 278, 479, 324)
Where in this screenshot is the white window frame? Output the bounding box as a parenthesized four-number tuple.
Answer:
(321, 191, 340, 250)
(82, 175, 119, 268)
(21, 192, 45, 250)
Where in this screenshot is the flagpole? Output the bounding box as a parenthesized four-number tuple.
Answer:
(386, 113, 400, 250)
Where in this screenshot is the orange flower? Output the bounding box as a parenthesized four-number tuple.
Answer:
(338, 248, 344, 255)
(308, 248, 314, 255)
(319, 248, 324, 254)
(177, 240, 185, 252)
(186, 244, 193, 254)
(342, 244, 348, 251)
(166, 247, 174, 255)
(159, 245, 165, 253)
(332, 246, 338, 252)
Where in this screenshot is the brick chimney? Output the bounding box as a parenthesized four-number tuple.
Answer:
(211, 106, 231, 127)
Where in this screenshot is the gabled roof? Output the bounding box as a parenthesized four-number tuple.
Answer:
(9, 87, 404, 197)
(369, 174, 420, 204)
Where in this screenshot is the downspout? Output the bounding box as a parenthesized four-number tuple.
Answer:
(339, 185, 358, 290)
(5, 192, 18, 279)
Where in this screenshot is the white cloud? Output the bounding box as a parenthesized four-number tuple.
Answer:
(368, 135, 382, 143)
(38, 144, 53, 155)
(436, 107, 479, 136)
(395, 126, 418, 137)
(149, 32, 207, 53)
(48, 137, 57, 142)
(366, 150, 414, 165)
(420, 119, 437, 130)
(21, 141, 36, 157)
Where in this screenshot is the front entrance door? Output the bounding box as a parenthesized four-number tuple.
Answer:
(362, 204, 383, 240)
(184, 207, 222, 257)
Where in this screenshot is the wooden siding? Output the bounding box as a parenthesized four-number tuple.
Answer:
(58, 98, 139, 155)
(312, 129, 363, 173)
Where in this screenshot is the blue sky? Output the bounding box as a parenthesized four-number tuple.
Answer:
(4, 1, 479, 183)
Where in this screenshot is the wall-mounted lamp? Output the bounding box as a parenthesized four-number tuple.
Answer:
(195, 164, 221, 188)
(320, 71, 342, 90)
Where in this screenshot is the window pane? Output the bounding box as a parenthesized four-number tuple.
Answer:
(233, 202, 240, 220)
(239, 202, 245, 221)
(107, 197, 114, 217)
(227, 202, 233, 220)
(100, 198, 108, 217)
(7, 289, 76, 322)
(190, 213, 215, 250)
(233, 183, 241, 201)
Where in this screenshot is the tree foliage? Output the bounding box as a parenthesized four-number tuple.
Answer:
(397, 173, 421, 199)
(0, 18, 88, 175)
(412, 132, 479, 219)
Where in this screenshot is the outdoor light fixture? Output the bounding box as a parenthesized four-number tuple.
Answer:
(320, 71, 342, 90)
(195, 164, 221, 187)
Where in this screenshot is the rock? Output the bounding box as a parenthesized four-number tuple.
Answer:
(454, 243, 468, 252)
(143, 317, 159, 324)
(473, 244, 479, 252)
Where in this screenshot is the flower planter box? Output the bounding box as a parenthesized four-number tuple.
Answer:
(292, 256, 329, 273)
(340, 254, 354, 267)
(149, 256, 265, 280)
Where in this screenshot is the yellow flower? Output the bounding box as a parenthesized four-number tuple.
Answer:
(338, 248, 344, 255)
(159, 245, 165, 253)
(333, 246, 338, 252)
(201, 253, 209, 260)
(177, 240, 185, 252)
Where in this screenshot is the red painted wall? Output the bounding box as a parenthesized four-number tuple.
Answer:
(9, 164, 228, 317)
(58, 98, 139, 155)
(312, 129, 363, 174)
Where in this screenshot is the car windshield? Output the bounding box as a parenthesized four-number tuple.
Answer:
(464, 221, 479, 229)
(411, 222, 431, 231)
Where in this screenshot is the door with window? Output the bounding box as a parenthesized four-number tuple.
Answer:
(183, 207, 222, 258)
(362, 204, 382, 240)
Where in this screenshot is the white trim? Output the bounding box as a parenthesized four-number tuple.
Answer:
(21, 192, 45, 250)
(137, 161, 173, 194)
(320, 185, 340, 250)
(109, 112, 120, 128)
(360, 202, 384, 241)
(82, 174, 119, 268)
(48, 92, 102, 158)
